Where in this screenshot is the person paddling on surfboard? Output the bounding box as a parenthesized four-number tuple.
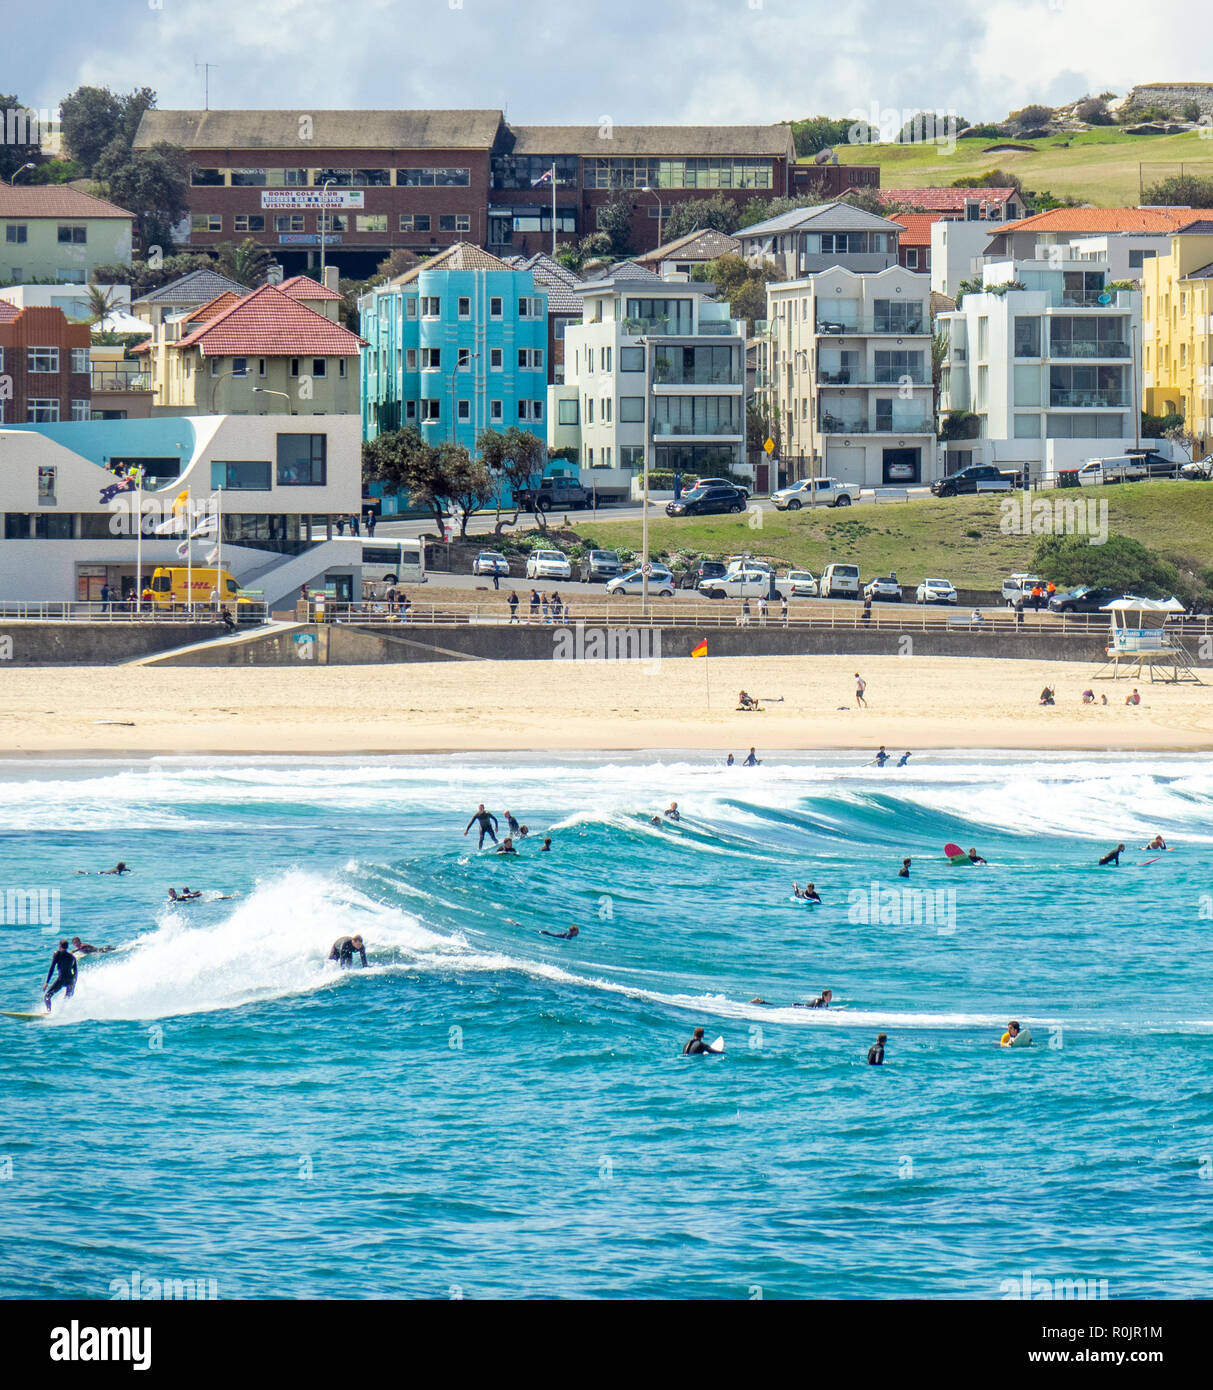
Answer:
(999, 1020, 1033, 1048)
(1144, 834, 1167, 852)
(682, 1026, 720, 1056)
(794, 988, 833, 1009)
(966, 848, 988, 865)
(44, 940, 78, 1012)
(1098, 843, 1125, 866)
(100, 862, 130, 875)
(792, 882, 822, 903)
(70, 937, 114, 956)
(329, 935, 367, 968)
(540, 925, 579, 940)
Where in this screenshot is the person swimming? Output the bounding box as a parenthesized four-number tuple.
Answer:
(496, 837, 518, 855)
(100, 862, 130, 875)
(999, 1019, 1033, 1048)
(650, 815, 663, 826)
(1145, 834, 1167, 851)
(664, 802, 681, 821)
(967, 848, 988, 865)
(540, 925, 579, 940)
(329, 935, 367, 968)
(896, 751, 912, 767)
(1098, 843, 1126, 866)
(898, 858, 911, 878)
(682, 1026, 716, 1056)
(794, 988, 833, 1009)
(70, 937, 114, 956)
(540, 837, 552, 852)
(792, 882, 822, 903)
(867, 1033, 887, 1065)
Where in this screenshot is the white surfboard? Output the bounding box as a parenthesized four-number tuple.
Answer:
(709, 1036, 725, 1054)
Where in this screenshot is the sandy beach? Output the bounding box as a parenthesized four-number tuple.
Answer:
(0, 654, 1209, 755)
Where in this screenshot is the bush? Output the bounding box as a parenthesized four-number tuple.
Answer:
(1076, 97, 1113, 125)
(1007, 104, 1054, 129)
(1031, 533, 1179, 597)
(960, 124, 1007, 139)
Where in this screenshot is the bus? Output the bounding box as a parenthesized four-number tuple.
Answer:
(360, 538, 426, 597)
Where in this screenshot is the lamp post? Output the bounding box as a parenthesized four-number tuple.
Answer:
(640, 335, 652, 617)
(7, 162, 36, 186)
(252, 386, 294, 414)
(319, 177, 337, 281)
(641, 185, 663, 249)
(209, 366, 248, 413)
(448, 351, 480, 443)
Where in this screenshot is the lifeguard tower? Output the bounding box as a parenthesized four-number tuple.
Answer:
(1093, 597, 1203, 684)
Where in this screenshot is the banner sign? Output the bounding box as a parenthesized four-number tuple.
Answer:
(260, 190, 365, 209)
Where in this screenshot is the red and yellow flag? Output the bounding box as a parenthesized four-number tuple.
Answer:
(691, 638, 708, 659)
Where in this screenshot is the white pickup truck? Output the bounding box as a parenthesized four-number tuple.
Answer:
(699, 568, 781, 599)
(772, 475, 861, 509)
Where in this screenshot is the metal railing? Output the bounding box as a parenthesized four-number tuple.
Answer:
(0, 601, 270, 624)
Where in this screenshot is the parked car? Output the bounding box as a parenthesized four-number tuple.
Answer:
(679, 559, 728, 590)
(665, 483, 748, 517)
(694, 477, 750, 500)
(931, 464, 1015, 497)
(1048, 584, 1126, 614)
(1001, 573, 1044, 608)
(698, 568, 776, 600)
(772, 475, 860, 509)
(915, 577, 958, 604)
(578, 549, 622, 583)
(1180, 457, 1213, 480)
(472, 551, 510, 577)
(525, 548, 572, 580)
(863, 575, 903, 602)
(515, 477, 591, 512)
(606, 566, 676, 598)
(1125, 449, 1178, 477)
(1076, 456, 1148, 486)
(782, 569, 819, 597)
(820, 563, 861, 599)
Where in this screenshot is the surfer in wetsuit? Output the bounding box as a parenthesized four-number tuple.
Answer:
(897, 751, 912, 768)
(795, 988, 833, 1009)
(682, 1026, 715, 1056)
(743, 747, 760, 767)
(898, 858, 912, 878)
(540, 837, 552, 852)
(967, 848, 988, 865)
(44, 941, 78, 1011)
(540, 925, 579, 940)
(496, 837, 518, 855)
(871, 746, 889, 767)
(100, 862, 130, 875)
(867, 1033, 887, 1065)
(999, 1019, 1033, 1048)
(464, 804, 499, 848)
(329, 934, 367, 968)
(664, 802, 681, 821)
(505, 811, 521, 835)
(792, 882, 822, 903)
(70, 937, 114, 956)
(1098, 843, 1125, 866)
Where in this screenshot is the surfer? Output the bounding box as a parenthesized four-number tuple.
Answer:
(44, 941, 78, 1012)
(999, 1020, 1033, 1048)
(897, 750, 912, 768)
(743, 747, 761, 767)
(505, 811, 521, 835)
(1145, 834, 1167, 851)
(792, 882, 822, 903)
(870, 746, 889, 767)
(496, 837, 518, 855)
(1098, 843, 1125, 866)
(540, 837, 552, 852)
(726, 753, 735, 766)
(682, 1026, 716, 1056)
(867, 1033, 887, 1066)
(70, 937, 114, 956)
(328, 935, 367, 968)
(540, 925, 579, 940)
(967, 848, 988, 865)
(100, 862, 131, 875)
(664, 802, 681, 821)
(464, 804, 499, 848)
(794, 988, 833, 1009)
(898, 858, 911, 878)
(649, 815, 663, 826)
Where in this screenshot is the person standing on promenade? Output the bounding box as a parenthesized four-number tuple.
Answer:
(507, 590, 519, 623)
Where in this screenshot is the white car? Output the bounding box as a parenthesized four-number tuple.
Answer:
(1001, 573, 1043, 607)
(606, 566, 676, 597)
(782, 569, 818, 597)
(916, 577, 958, 605)
(472, 551, 510, 577)
(772, 476, 860, 510)
(525, 548, 572, 580)
(699, 568, 774, 600)
(1180, 458, 1213, 480)
(863, 575, 902, 602)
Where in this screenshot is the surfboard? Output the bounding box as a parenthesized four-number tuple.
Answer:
(2, 1011, 48, 1022)
(944, 842, 972, 864)
(709, 1036, 725, 1054)
(789, 895, 820, 905)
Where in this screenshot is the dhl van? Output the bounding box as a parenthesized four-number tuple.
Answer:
(148, 568, 245, 608)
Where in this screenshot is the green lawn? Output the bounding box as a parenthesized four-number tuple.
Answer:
(832, 131, 1213, 206)
(572, 483, 1213, 590)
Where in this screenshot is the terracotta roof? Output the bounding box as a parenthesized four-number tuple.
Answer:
(133, 268, 248, 305)
(0, 186, 134, 219)
(635, 227, 741, 264)
(888, 212, 945, 246)
(174, 284, 365, 355)
(278, 274, 344, 301)
(387, 242, 513, 286)
(182, 291, 243, 326)
(134, 109, 505, 151)
(882, 187, 1018, 212)
(509, 125, 794, 157)
(994, 207, 1213, 236)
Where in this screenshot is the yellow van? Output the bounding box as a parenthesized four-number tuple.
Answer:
(148, 568, 243, 608)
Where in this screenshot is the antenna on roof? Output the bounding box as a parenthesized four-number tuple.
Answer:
(194, 60, 218, 111)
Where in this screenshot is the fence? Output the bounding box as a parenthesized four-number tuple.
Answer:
(0, 601, 270, 624)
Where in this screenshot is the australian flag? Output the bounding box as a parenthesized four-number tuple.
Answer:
(531, 166, 554, 186)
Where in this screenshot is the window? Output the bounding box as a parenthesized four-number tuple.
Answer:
(518, 400, 543, 421)
(586, 398, 594, 424)
(405, 297, 418, 319)
(602, 398, 612, 422)
(5, 224, 27, 244)
(620, 347, 645, 372)
(518, 348, 543, 370)
(28, 347, 59, 373)
(356, 214, 388, 233)
(490, 399, 503, 422)
(71, 348, 90, 375)
(191, 167, 225, 186)
(274, 214, 305, 233)
(422, 399, 440, 421)
(457, 348, 471, 369)
(518, 297, 542, 318)
(276, 433, 327, 485)
(211, 459, 272, 490)
(406, 349, 417, 371)
(489, 348, 503, 369)
(230, 168, 267, 186)
(420, 297, 440, 317)
(458, 297, 471, 318)
(27, 399, 60, 422)
(619, 397, 645, 423)
(490, 297, 503, 318)
(231, 357, 249, 377)
(317, 214, 347, 233)
(602, 347, 612, 372)
(558, 399, 579, 425)
(397, 167, 471, 186)
(289, 358, 299, 377)
(405, 400, 417, 420)
(234, 214, 266, 233)
(586, 348, 595, 373)
(191, 213, 223, 233)
(439, 214, 471, 233)
(620, 445, 644, 469)
(71, 399, 91, 420)
(398, 214, 431, 232)
(57, 225, 87, 244)
(311, 359, 327, 378)
(421, 348, 441, 370)
(258, 358, 267, 377)
(905, 248, 918, 269)
(1013, 415, 1041, 439)
(1014, 317, 1041, 358)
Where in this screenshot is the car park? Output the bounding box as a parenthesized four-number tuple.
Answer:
(782, 569, 819, 597)
(665, 483, 748, 517)
(820, 563, 861, 599)
(863, 575, 902, 602)
(578, 549, 622, 583)
(679, 560, 728, 590)
(472, 551, 510, 577)
(915, 577, 958, 604)
(606, 566, 676, 598)
(525, 548, 572, 580)
(772, 475, 860, 509)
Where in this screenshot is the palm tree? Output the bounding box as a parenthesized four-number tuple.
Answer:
(213, 238, 272, 287)
(85, 283, 117, 327)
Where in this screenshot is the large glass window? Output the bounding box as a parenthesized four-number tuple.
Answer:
(276, 434, 327, 486)
(583, 157, 772, 190)
(397, 167, 470, 186)
(57, 225, 87, 244)
(558, 399, 579, 425)
(1014, 316, 1041, 357)
(619, 397, 645, 422)
(873, 299, 925, 334)
(1048, 364, 1128, 408)
(651, 395, 740, 436)
(652, 344, 739, 384)
(491, 155, 578, 190)
(873, 350, 925, 384)
(211, 460, 272, 490)
(1049, 317, 1131, 358)
(26, 399, 60, 421)
(624, 298, 693, 334)
(620, 347, 645, 372)
(190, 167, 225, 186)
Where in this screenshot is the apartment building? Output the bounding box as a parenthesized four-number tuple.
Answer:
(633, 228, 741, 278)
(500, 251, 585, 383)
(131, 268, 250, 329)
(887, 212, 941, 275)
(0, 303, 92, 424)
(881, 186, 1027, 223)
(763, 265, 936, 486)
(0, 186, 134, 284)
(937, 257, 1143, 478)
(1141, 226, 1213, 452)
(550, 263, 746, 495)
(736, 203, 902, 278)
(359, 243, 548, 451)
(980, 207, 1213, 262)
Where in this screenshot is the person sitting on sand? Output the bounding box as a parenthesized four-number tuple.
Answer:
(1126, 688, 1141, 706)
(738, 690, 761, 711)
(1039, 686, 1055, 706)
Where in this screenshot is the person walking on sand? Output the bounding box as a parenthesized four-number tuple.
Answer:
(855, 673, 867, 707)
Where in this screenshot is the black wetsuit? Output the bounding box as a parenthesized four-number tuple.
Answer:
(44, 949, 78, 1007)
(329, 937, 367, 968)
(867, 1042, 885, 1066)
(496, 844, 517, 855)
(795, 995, 830, 1009)
(505, 814, 521, 835)
(799, 891, 821, 904)
(466, 809, 499, 847)
(1098, 847, 1122, 866)
(73, 943, 113, 955)
(540, 929, 576, 939)
(683, 1037, 714, 1055)
(898, 866, 910, 878)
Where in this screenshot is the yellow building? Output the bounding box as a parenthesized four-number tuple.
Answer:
(1142, 227, 1213, 453)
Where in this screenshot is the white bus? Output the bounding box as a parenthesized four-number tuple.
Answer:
(361, 539, 426, 597)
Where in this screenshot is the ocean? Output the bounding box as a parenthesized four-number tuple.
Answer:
(2, 751, 1211, 1301)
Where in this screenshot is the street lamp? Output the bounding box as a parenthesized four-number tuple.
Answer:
(639, 335, 652, 616)
(252, 386, 294, 414)
(448, 351, 480, 443)
(641, 185, 663, 249)
(7, 162, 36, 186)
(319, 177, 337, 281)
(210, 367, 248, 413)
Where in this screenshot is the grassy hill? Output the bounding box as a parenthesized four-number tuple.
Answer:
(832, 130, 1213, 205)
(574, 483, 1213, 591)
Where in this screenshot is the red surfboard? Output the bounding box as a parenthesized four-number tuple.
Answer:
(944, 842, 972, 864)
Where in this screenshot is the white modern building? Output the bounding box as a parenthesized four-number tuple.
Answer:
(736, 202, 902, 278)
(762, 265, 938, 486)
(936, 258, 1143, 479)
(930, 220, 999, 301)
(549, 262, 747, 497)
(0, 414, 363, 604)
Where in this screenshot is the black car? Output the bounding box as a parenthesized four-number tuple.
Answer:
(1047, 584, 1125, 614)
(692, 477, 751, 500)
(930, 464, 1014, 497)
(666, 484, 747, 517)
(679, 560, 728, 590)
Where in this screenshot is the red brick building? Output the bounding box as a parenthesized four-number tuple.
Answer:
(0, 304, 92, 424)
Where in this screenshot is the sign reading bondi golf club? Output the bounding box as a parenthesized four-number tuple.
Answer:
(260, 190, 365, 209)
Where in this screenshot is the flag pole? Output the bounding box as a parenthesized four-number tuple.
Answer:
(186, 487, 192, 618)
(135, 469, 143, 616)
(551, 162, 557, 257)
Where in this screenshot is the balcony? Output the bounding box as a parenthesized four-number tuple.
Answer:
(1048, 340, 1131, 359)
(1048, 390, 1129, 408)
(820, 414, 934, 435)
(91, 368, 152, 391)
(819, 368, 930, 386)
(815, 315, 928, 336)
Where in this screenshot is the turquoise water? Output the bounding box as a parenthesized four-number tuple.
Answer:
(2, 752, 1212, 1300)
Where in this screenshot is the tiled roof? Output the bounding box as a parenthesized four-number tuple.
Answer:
(739, 201, 902, 237)
(636, 228, 741, 263)
(994, 207, 1213, 236)
(174, 284, 365, 355)
(1182, 261, 1213, 279)
(387, 242, 513, 286)
(509, 125, 794, 157)
(888, 212, 945, 246)
(134, 109, 505, 150)
(278, 274, 344, 301)
(134, 268, 248, 305)
(182, 291, 243, 326)
(883, 186, 1018, 211)
(503, 253, 583, 312)
(0, 186, 134, 219)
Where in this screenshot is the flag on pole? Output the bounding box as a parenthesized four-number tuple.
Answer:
(531, 167, 554, 186)
(691, 638, 708, 658)
(154, 490, 191, 535)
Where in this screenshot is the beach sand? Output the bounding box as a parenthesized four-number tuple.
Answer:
(0, 654, 1209, 755)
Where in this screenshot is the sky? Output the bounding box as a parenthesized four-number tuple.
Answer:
(7, 0, 1213, 129)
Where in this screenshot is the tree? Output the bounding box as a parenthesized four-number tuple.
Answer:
(736, 195, 801, 230)
(0, 94, 45, 181)
(60, 86, 125, 175)
(595, 191, 635, 258)
(1141, 174, 1213, 207)
(477, 426, 547, 531)
(837, 186, 890, 217)
(91, 251, 217, 297)
(442, 445, 496, 538)
(84, 284, 118, 326)
(98, 141, 190, 254)
(213, 238, 274, 287)
(658, 193, 740, 241)
(691, 253, 778, 329)
(784, 116, 856, 157)
(1031, 533, 1179, 597)
(1141, 410, 1184, 439)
